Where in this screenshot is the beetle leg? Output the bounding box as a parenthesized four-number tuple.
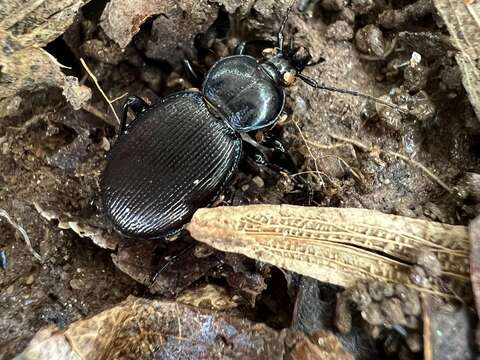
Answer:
(242, 133, 313, 203)
(241, 133, 296, 173)
(235, 40, 276, 56)
(120, 96, 149, 135)
(182, 59, 204, 87)
(235, 41, 248, 55)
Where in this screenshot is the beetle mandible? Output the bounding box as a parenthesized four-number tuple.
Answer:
(100, 0, 405, 239)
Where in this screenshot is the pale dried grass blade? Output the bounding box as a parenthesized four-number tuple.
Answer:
(188, 205, 470, 297)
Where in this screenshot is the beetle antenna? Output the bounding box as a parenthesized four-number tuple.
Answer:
(298, 73, 409, 115)
(277, 0, 297, 50)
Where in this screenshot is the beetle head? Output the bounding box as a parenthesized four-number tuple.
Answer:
(260, 0, 410, 116)
(260, 45, 312, 87)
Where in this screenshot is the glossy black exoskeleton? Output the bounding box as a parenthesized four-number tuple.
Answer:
(100, 0, 405, 239)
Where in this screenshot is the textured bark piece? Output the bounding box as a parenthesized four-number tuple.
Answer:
(0, 0, 91, 113)
(188, 205, 470, 295)
(15, 297, 354, 359)
(432, 0, 480, 120)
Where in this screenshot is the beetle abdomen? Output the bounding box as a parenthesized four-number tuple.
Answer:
(101, 91, 241, 238)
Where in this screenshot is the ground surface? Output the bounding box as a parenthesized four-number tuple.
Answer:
(0, 0, 479, 358)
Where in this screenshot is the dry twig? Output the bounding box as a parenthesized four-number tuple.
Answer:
(327, 133, 454, 193)
(0, 208, 42, 262)
(292, 117, 325, 187)
(80, 58, 120, 125)
(422, 294, 433, 360)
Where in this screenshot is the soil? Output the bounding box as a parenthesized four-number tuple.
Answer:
(1, 0, 479, 358)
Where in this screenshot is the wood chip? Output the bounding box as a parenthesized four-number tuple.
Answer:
(188, 205, 470, 297)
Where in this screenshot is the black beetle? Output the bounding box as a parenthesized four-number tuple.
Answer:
(100, 0, 404, 239)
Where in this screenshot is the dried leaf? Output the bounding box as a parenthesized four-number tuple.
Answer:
(287, 331, 355, 360)
(100, 0, 216, 57)
(113, 239, 219, 296)
(0, 0, 92, 114)
(16, 297, 311, 359)
(188, 205, 470, 296)
(432, 0, 480, 120)
(33, 202, 120, 250)
(177, 284, 239, 310)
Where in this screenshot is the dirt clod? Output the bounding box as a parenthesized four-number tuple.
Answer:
(355, 25, 385, 57)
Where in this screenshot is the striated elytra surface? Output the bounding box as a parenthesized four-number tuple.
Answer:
(188, 205, 470, 295)
(101, 91, 241, 238)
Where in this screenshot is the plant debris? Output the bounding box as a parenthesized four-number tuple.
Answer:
(0, 0, 92, 114)
(188, 205, 470, 297)
(13, 296, 355, 360)
(1, 0, 479, 357)
(432, 0, 480, 120)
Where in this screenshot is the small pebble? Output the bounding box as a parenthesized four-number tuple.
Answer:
(361, 303, 384, 325)
(335, 7, 355, 23)
(335, 292, 352, 334)
(326, 20, 354, 41)
(376, 96, 403, 130)
(368, 281, 385, 302)
(383, 283, 395, 297)
(350, 282, 372, 308)
(351, 0, 375, 14)
(252, 176, 264, 188)
(403, 293, 421, 317)
(405, 315, 419, 329)
(384, 334, 401, 354)
(416, 249, 442, 278)
(70, 278, 85, 290)
(25, 274, 35, 285)
(409, 265, 430, 288)
(406, 333, 422, 352)
(404, 63, 428, 92)
(381, 298, 407, 326)
(355, 25, 385, 57)
(141, 66, 164, 92)
(364, 323, 382, 338)
(321, 0, 346, 11)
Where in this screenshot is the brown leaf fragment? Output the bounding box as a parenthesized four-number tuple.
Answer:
(187, 205, 470, 297)
(177, 284, 239, 311)
(432, 0, 480, 120)
(16, 297, 297, 359)
(100, 0, 217, 62)
(0, 0, 92, 113)
(286, 331, 354, 360)
(112, 239, 219, 296)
